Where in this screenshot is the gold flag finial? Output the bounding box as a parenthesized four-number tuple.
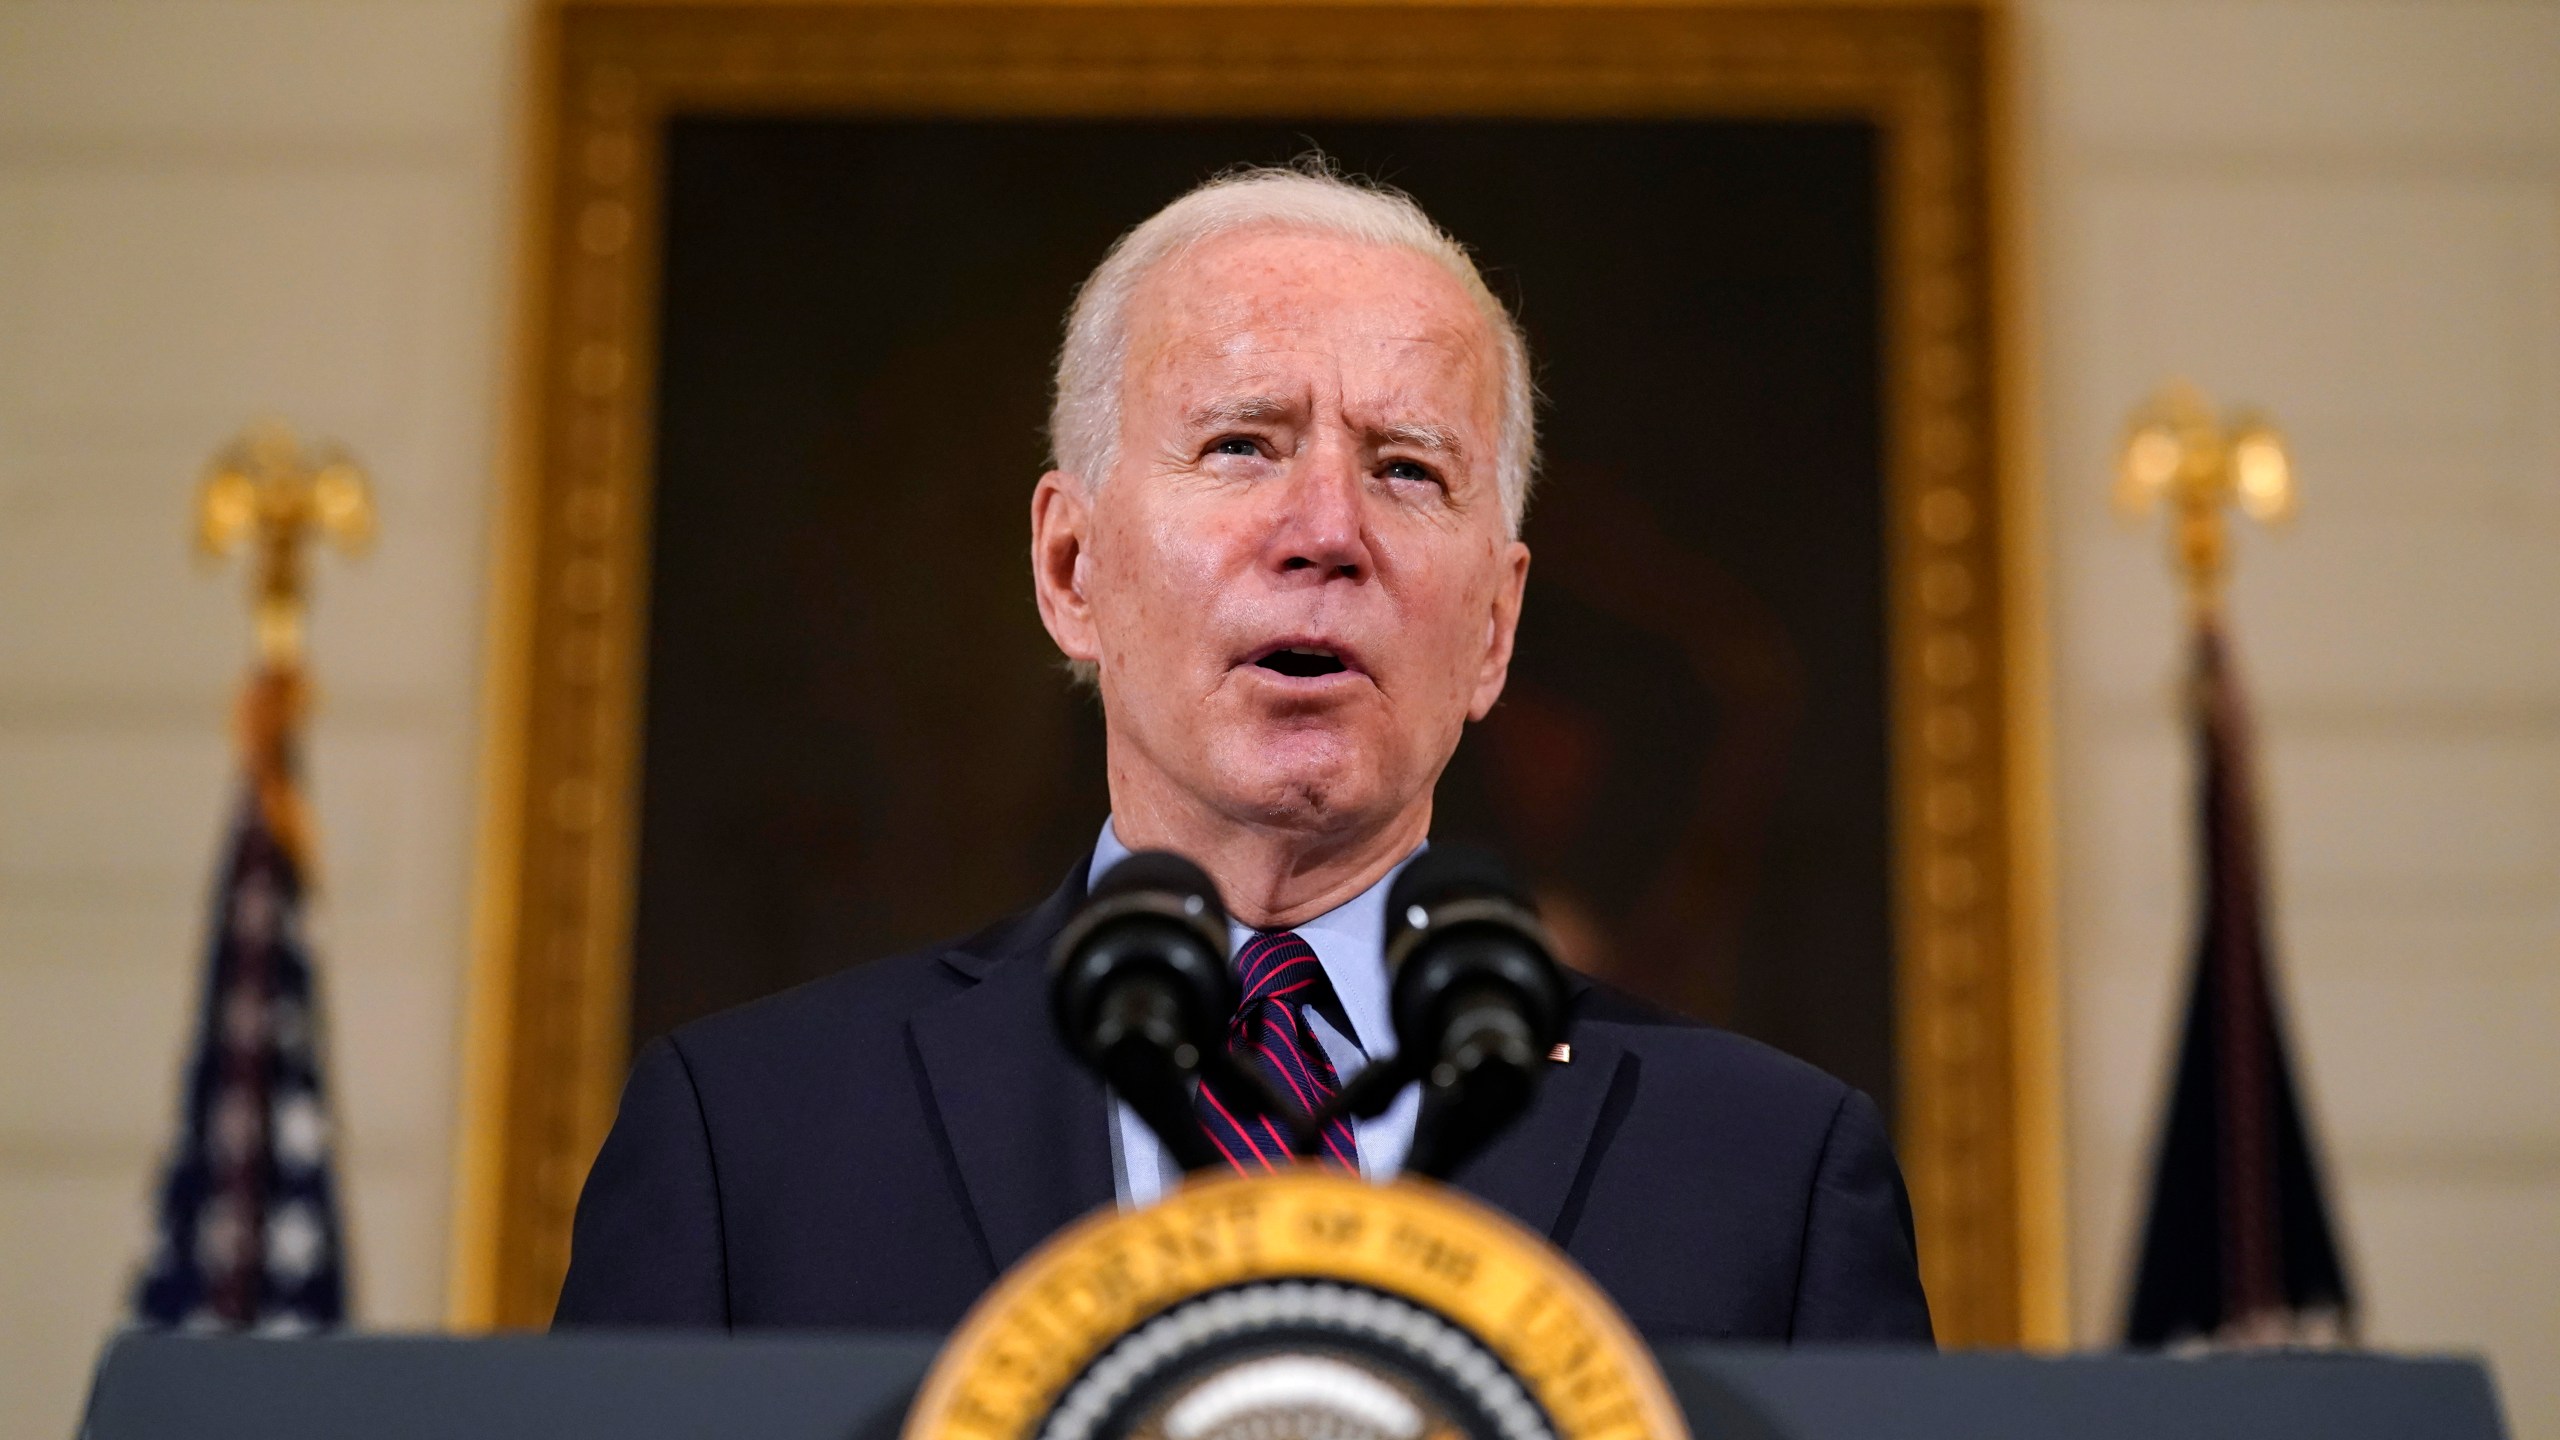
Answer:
(2113, 380, 2295, 616)
(194, 420, 371, 876)
(196, 420, 375, 668)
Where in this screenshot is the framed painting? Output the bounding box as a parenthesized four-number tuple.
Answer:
(450, 0, 2061, 1346)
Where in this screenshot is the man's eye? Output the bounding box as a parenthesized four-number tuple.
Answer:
(1382, 459, 1438, 485)
(1211, 436, 1262, 458)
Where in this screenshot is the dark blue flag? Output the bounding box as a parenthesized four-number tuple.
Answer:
(133, 671, 348, 1331)
(2125, 621, 2352, 1346)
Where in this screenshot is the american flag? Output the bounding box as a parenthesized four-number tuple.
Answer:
(132, 670, 348, 1331)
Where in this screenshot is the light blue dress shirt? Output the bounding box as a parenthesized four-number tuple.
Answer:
(1090, 818, 1423, 1205)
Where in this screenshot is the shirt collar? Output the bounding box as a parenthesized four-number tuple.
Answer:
(1089, 817, 1415, 1060)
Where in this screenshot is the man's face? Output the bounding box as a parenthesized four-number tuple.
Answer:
(1033, 228, 1530, 839)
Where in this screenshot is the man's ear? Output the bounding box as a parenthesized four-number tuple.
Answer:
(1031, 470, 1102, 665)
(1467, 539, 1531, 722)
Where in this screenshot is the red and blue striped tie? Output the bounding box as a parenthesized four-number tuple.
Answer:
(1195, 931, 1362, 1174)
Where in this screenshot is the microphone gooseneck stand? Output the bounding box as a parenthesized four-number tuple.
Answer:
(1052, 845, 1569, 1181)
(1320, 844, 1569, 1179)
(1050, 851, 1313, 1169)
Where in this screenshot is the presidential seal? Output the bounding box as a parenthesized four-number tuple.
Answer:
(903, 1170, 1688, 1440)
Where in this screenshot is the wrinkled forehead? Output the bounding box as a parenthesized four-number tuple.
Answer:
(1120, 229, 1503, 419)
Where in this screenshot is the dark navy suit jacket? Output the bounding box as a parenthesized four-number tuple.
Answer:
(554, 864, 1933, 1342)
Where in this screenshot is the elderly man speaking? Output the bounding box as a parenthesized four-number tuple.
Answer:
(556, 168, 1932, 1342)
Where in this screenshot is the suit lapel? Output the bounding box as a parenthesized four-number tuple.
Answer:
(909, 865, 1118, 1276)
(1449, 978, 1628, 1242)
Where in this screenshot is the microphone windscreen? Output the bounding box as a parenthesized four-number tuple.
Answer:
(1386, 844, 1531, 925)
(1091, 849, 1225, 919)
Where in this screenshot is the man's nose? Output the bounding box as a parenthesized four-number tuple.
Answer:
(1269, 440, 1373, 581)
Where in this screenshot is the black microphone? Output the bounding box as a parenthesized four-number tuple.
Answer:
(1377, 846, 1568, 1178)
(1049, 851, 1238, 1172)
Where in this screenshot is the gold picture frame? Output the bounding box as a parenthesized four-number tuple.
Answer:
(448, 0, 2063, 1346)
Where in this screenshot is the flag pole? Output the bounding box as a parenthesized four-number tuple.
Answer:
(131, 423, 372, 1332)
(2114, 383, 2354, 1348)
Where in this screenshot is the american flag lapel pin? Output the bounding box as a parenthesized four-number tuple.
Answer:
(1547, 1042, 1572, 1064)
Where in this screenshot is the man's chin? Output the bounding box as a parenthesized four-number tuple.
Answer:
(1203, 744, 1389, 831)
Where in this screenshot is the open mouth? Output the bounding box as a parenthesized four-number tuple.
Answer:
(1254, 646, 1350, 680)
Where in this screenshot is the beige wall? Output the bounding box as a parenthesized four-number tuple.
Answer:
(2029, 0, 2560, 1430)
(0, 3, 521, 1436)
(0, 2, 2550, 1438)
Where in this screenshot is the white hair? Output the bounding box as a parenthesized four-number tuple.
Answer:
(1048, 163, 1539, 534)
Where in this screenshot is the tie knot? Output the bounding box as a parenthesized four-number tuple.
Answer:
(1233, 930, 1328, 1014)
(1199, 929, 1363, 1174)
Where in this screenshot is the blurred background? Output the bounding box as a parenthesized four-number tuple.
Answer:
(0, 1, 2553, 1438)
